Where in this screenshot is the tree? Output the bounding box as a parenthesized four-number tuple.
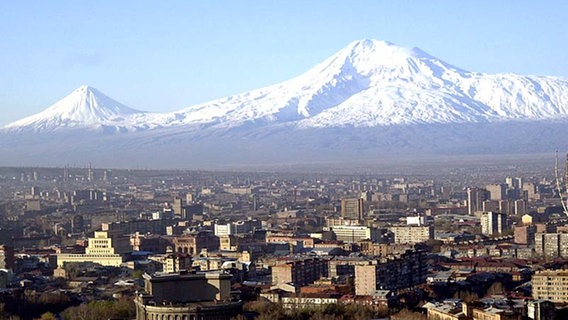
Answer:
(38, 312, 57, 320)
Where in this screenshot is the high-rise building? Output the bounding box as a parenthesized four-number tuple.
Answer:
(514, 199, 527, 215)
(486, 184, 507, 201)
(87, 164, 94, 182)
(341, 198, 364, 221)
(523, 183, 539, 201)
(172, 196, 185, 218)
(467, 188, 489, 215)
(480, 211, 507, 236)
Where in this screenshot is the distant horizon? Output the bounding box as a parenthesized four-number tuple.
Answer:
(0, 152, 558, 174)
(1, 1, 567, 126)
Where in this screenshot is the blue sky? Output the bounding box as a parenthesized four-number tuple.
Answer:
(1, 1, 567, 126)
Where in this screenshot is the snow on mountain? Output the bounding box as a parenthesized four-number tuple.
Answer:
(3, 39, 568, 134)
(6, 39, 568, 168)
(2, 85, 146, 132)
(167, 39, 568, 129)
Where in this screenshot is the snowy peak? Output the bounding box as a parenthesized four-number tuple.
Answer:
(171, 39, 480, 128)
(3, 39, 568, 133)
(3, 86, 145, 131)
(320, 39, 465, 78)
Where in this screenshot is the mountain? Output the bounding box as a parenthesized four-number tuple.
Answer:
(163, 39, 568, 129)
(3, 85, 146, 133)
(1, 39, 568, 168)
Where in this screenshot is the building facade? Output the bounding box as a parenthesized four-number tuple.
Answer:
(388, 225, 434, 244)
(134, 271, 242, 320)
(532, 270, 568, 303)
(271, 257, 328, 287)
(340, 198, 364, 221)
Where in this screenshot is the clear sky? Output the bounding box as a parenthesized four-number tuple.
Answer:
(1, 1, 567, 126)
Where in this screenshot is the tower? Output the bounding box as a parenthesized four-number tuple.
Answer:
(63, 166, 69, 182)
(173, 196, 186, 219)
(87, 163, 94, 182)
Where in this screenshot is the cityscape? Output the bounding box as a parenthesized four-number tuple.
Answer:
(0, 155, 566, 319)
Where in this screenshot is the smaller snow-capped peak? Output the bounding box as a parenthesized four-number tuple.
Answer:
(3, 85, 145, 131)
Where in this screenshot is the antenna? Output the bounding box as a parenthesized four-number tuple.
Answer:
(554, 151, 568, 215)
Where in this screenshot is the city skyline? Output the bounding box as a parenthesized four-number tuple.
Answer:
(1, 1, 567, 126)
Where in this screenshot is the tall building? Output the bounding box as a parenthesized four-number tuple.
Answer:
(87, 164, 94, 182)
(486, 184, 507, 201)
(172, 196, 185, 218)
(0, 245, 15, 270)
(341, 198, 364, 221)
(527, 300, 556, 320)
(523, 183, 539, 201)
(480, 211, 507, 236)
(514, 199, 526, 215)
(467, 187, 489, 215)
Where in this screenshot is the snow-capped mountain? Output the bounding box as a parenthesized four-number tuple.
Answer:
(2, 39, 568, 168)
(3, 85, 146, 132)
(4, 40, 568, 132)
(163, 39, 568, 128)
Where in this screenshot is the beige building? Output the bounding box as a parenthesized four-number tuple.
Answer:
(480, 211, 507, 236)
(355, 264, 377, 295)
(325, 225, 379, 243)
(532, 269, 568, 303)
(388, 225, 433, 244)
(56, 231, 126, 268)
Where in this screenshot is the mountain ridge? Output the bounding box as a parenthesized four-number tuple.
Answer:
(3, 39, 568, 132)
(1, 39, 568, 168)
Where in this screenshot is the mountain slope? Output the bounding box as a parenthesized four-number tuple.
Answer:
(164, 39, 568, 129)
(3, 85, 146, 132)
